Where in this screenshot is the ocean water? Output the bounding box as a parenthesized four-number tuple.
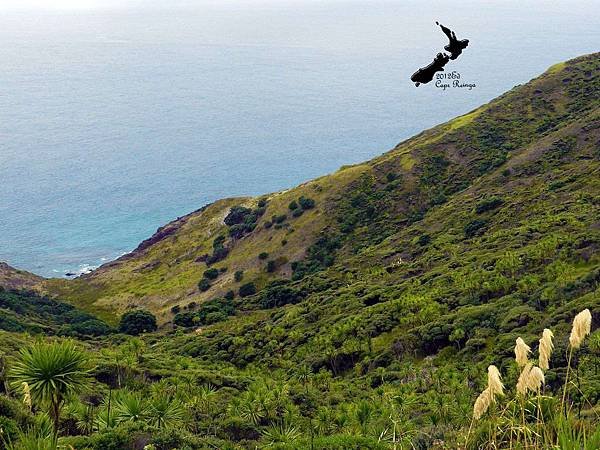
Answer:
(1, 0, 598, 278)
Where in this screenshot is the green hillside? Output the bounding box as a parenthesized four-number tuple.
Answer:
(36, 53, 599, 330)
(0, 53, 598, 449)
(0, 288, 111, 337)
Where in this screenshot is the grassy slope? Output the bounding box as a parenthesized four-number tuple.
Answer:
(6, 53, 599, 332)
(151, 53, 599, 410)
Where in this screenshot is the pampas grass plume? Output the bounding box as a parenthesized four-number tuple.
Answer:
(569, 309, 592, 349)
(515, 337, 531, 367)
(527, 366, 545, 392)
(487, 365, 504, 397)
(539, 328, 554, 371)
(516, 363, 532, 396)
(473, 387, 491, 420)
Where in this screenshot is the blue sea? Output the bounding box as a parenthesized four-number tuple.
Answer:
(1, 0, 599, 278)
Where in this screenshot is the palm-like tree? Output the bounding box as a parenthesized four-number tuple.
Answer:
(6, 412, 56, 449)
(187, 384, 218, 433)
(114, 391, 148, 424)
(261, 423, 301, 446)
(68, 401, 96, 434)
(148, 395, 185, 429)
(96, 405, 118, 430)
(354, 401, 373, 436)
(9, 341, 90, 434)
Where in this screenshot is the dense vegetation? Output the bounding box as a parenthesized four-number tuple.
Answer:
(0, 289, 110, 337)
(0, 54, 599, 449)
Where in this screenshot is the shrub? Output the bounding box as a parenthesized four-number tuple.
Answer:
(234, 270, 244, 282)
(464, 219, 487, 238)
(206, 246, 229, 265)
(0, 416, 19, 444)
(417, 234, 431, 246)
(292, 233, 341, 280)
(261, 280, 301, 308)
(224, 205, 264, 239)
(266, 260, 276, 273)
(198, 278, 211, 292)
(257, 198, 267, 208)
(292, 208, 304, 218)
(258, 252, 269, 260)
(213, 235, 226, 250)
(150, 428, 203, 450)
(62, 319, 112, 337)
(204, 311, 228, 325)
(203, 268, 219, 280)
(239, 282, 257, 298)
(270, 434, 387, 449)
(173, 312, 197, 328)
(288, 200, 298, 210)
(298, 196, 315, 210)
(228, 224, 247, 239)
(85, 423, 148, 450)
(224, 206, 252, 226)
(170, 305, 181, 314)
(174, 298, 235, 328)
(200, 298, 234, 321)
(119, 310, 157, 335)
(475, 196, 504, 214)
(224, 290, 235, 300)
(273, 214, 287, 224)
(0, 394, 32, 426)
(218, 416, 260, 441)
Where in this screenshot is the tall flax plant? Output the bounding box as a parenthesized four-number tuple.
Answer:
(466, 309, 595, 450)
(8, 341, 91, 435)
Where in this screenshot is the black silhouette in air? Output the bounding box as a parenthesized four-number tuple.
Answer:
(436, 21, 469, 60)
(410, 52, 450, 87)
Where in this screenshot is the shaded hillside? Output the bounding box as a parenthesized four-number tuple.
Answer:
(0, 288, 111, 336)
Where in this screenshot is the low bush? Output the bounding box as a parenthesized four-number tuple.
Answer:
(298, 196, 315, 210)
(239, 282, 257, 297)
(119, 310, 158, 335)
(475, 196, 504, 214)
(203, 268, 219, 280)
(198, 278, 211, 292)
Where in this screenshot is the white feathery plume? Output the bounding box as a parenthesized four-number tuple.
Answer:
(473, 387, 492, 420)
(487, 365, 504, 398)
(527, 366, 545, 393)
(569, 309, 592, 349)
(516, 363, 532, 396)
(538, 328, 554, 371)
(515, 337, 531, 367)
